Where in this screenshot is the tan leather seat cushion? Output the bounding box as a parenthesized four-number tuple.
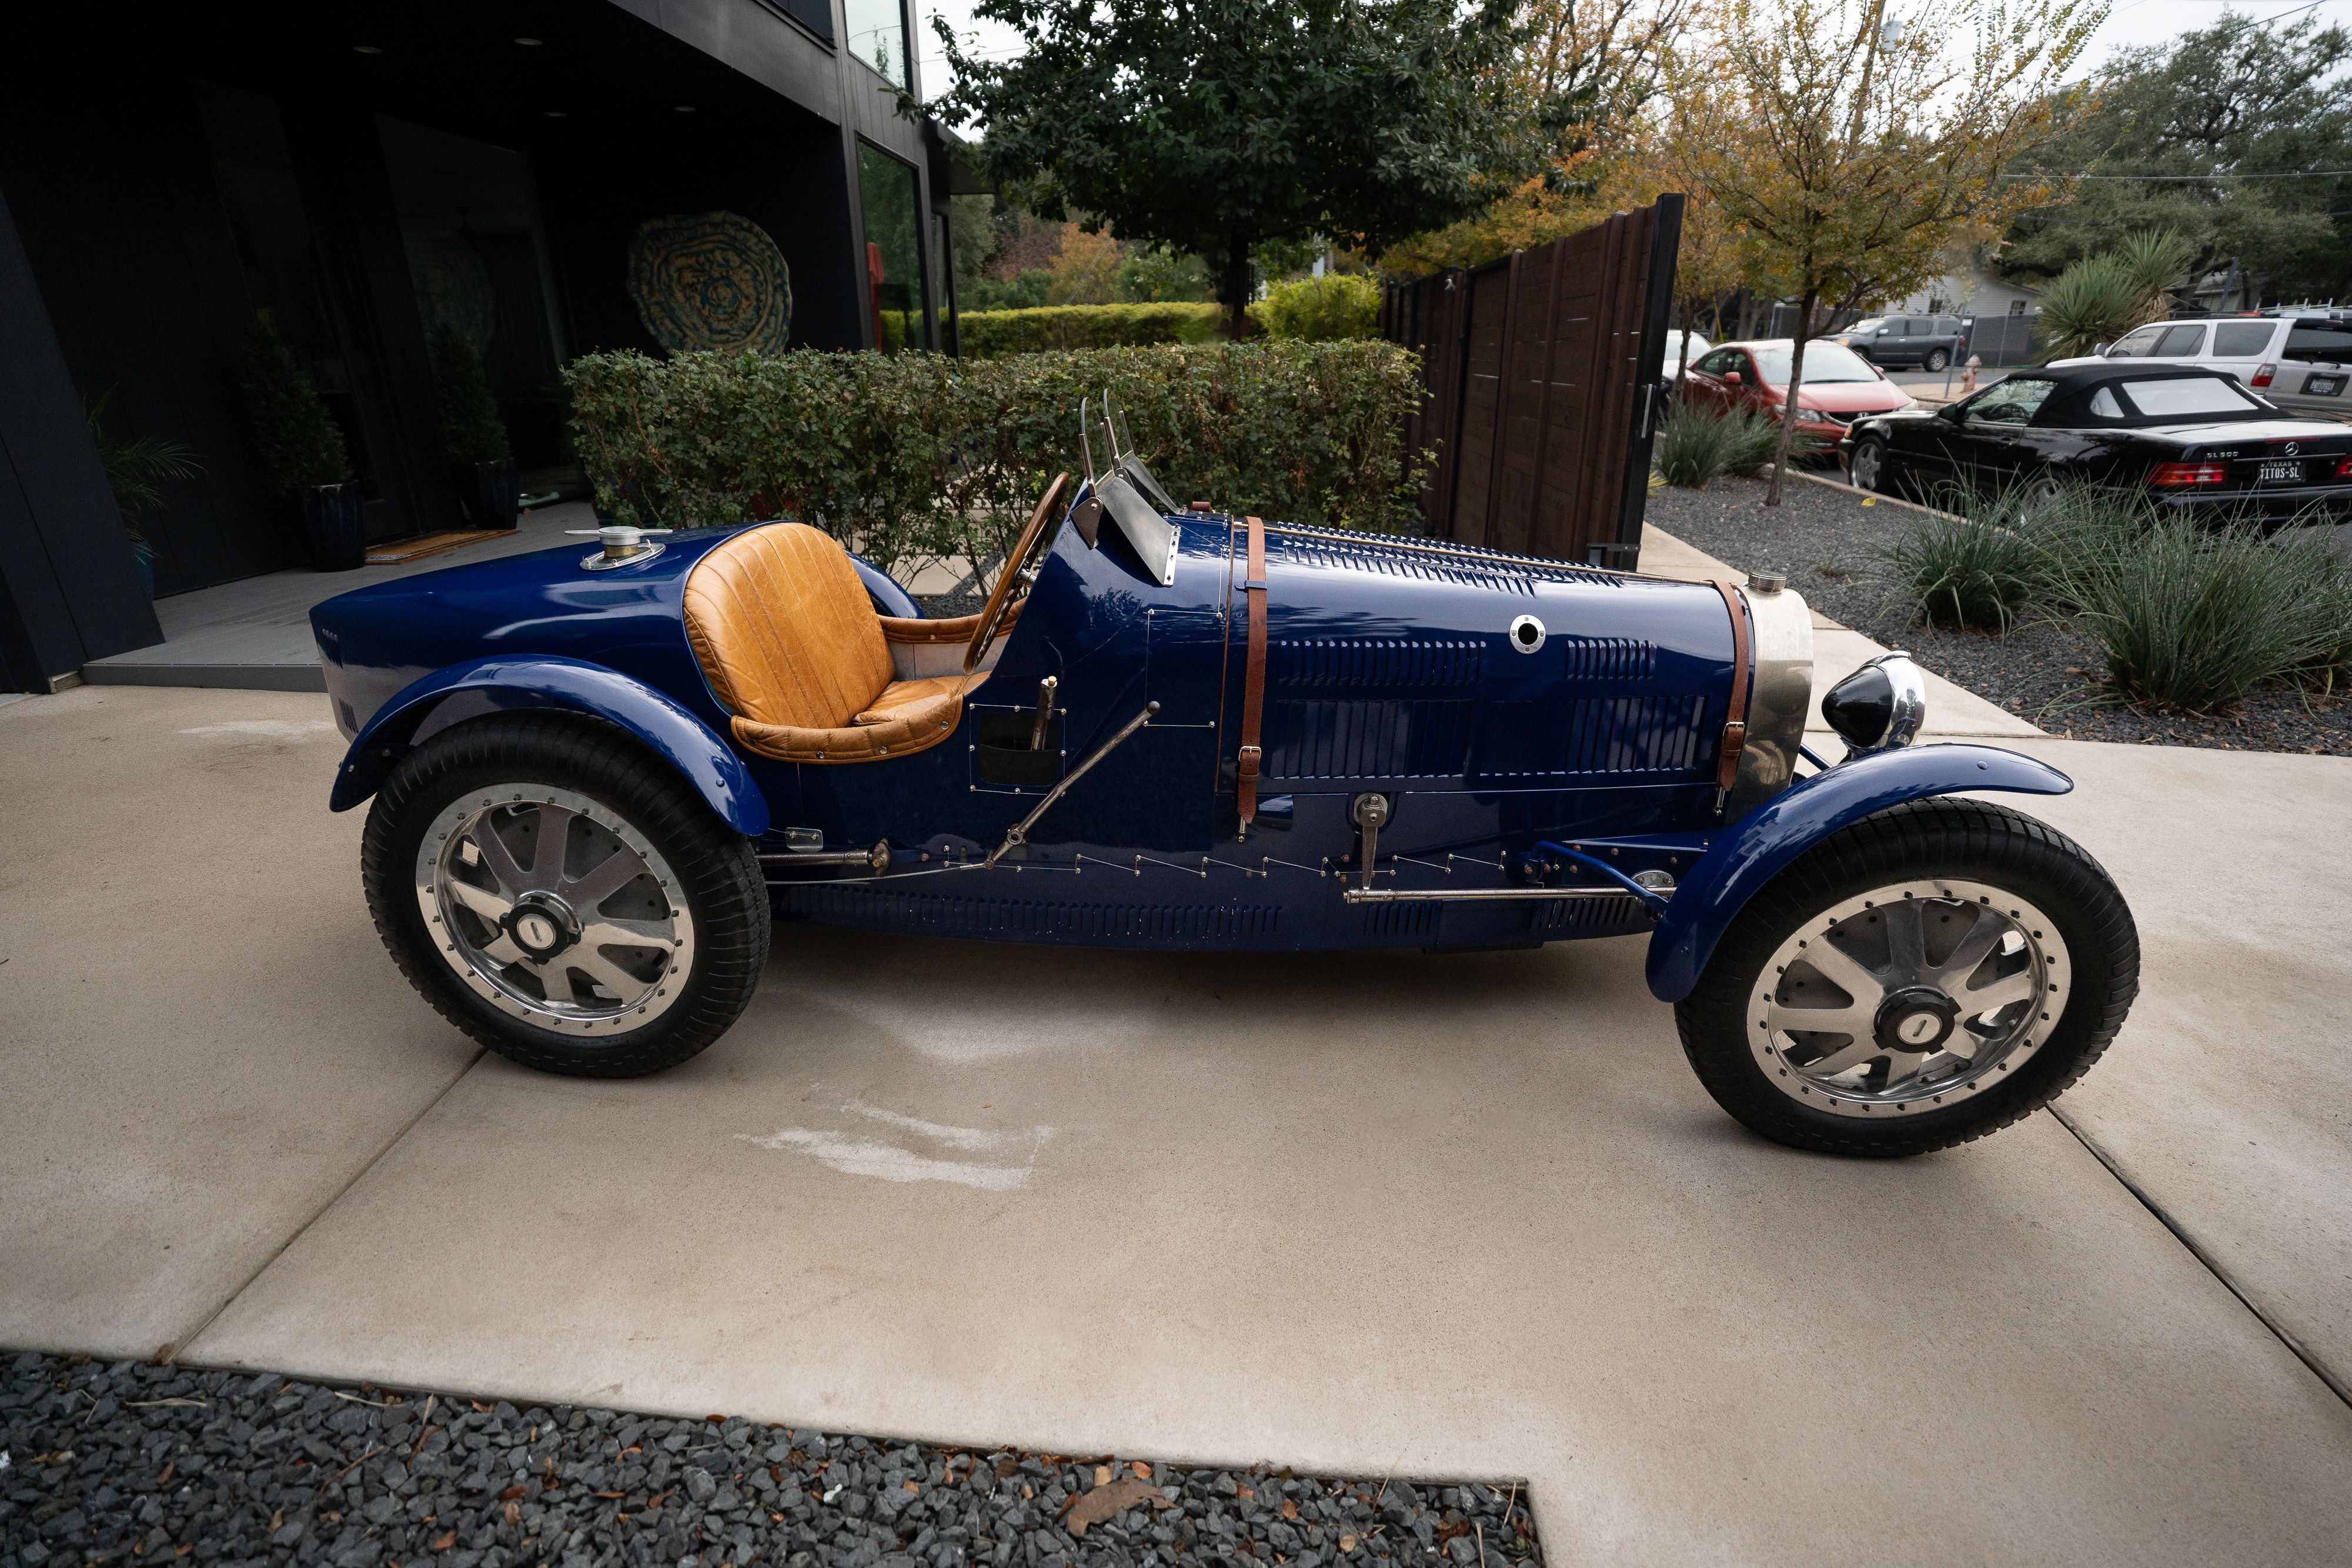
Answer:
(683, 522, 968, 764)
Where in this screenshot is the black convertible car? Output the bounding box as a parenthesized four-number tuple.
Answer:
(1839, 363, 2352, 520)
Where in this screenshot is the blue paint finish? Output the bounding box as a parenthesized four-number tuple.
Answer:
(328, 654, 771, 837)
(1642, 743, 2074, 1003)
(310, 496, 2092, 963)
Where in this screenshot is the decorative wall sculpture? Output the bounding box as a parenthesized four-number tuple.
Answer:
(627, 212, 793, 356)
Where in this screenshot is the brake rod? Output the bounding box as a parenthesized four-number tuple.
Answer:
(984, 701, 1158, 869)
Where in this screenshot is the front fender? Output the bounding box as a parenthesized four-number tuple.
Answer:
(1644, 743, 2071, 1003)
(329, 655, 770, 838)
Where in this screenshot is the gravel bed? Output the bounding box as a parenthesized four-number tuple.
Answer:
(1645, 474, 2352, 755)
(1, 1352, 1541, 1568)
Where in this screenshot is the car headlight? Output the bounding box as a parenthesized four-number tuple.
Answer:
(1821, 652, 1927, 753)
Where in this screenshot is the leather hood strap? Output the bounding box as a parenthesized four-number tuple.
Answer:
(1712, 578, 1753, 797)
(1237, 516, 1267, 833)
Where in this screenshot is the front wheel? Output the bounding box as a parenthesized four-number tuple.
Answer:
(1675, 799, 2137, 1156)
(1847, 435, 1892, 494)
(362, 713, 770, 1076)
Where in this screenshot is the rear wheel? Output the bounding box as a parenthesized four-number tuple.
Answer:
(362, 713, 769, 1076)
(1924, 347, 1951, 372)
(1675, 800, 2137, 1156)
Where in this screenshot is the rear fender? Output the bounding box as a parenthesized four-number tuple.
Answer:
(1644, 743, 2072, 1003)
(329, 655, 769, 837)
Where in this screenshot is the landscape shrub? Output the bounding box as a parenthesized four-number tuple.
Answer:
(565, 340, 1428, 581)
(1652, 402, 1802, 487)
(955, 303, 1224, 359)
(2064, 516, 2350, 711)
(1879, 479, 2134, 630)
(1252, 275, 1382, 341)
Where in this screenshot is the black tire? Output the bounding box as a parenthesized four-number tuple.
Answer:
(1847, 434, 1894, 494)
(1925, 347, 1951, 372)
(362, 713, 770, 1076)
(1675, 798, 2137, 1156)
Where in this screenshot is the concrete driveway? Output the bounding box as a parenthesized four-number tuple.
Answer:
(3, 683, 2348, 1565)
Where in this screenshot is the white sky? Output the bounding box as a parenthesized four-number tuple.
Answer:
(914, 0, 2352, 106)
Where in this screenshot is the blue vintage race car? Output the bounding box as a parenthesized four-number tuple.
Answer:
(313, 404, 2137, 1157)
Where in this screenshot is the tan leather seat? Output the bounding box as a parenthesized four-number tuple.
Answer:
(683, 522, 983, 764)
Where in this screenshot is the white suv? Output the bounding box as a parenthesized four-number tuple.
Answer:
(2052, 314, 2352, 419)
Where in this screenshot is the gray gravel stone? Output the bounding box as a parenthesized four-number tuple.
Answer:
(0, 1352, 1545, 1567)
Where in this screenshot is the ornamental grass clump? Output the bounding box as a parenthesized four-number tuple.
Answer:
(1652, 403, 1794, 487)
(2063, 516, 2351, 711)
(1882, 479, 2142, 630)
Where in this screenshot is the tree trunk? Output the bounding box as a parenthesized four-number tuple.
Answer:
(1220, 235, 1254, 340)
(1763, 289, 1818, 507)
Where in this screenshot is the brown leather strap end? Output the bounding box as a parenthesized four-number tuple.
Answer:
(1710, 579, 1754, 797)
(1238, 516, 1268, 828)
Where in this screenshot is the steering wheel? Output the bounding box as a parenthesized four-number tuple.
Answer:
(964, 472, 1067, 674)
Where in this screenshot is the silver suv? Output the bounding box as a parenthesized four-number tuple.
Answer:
(2055, 313, 2352, 419)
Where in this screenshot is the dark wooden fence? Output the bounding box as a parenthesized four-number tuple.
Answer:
(1379, 196, 1682, 567)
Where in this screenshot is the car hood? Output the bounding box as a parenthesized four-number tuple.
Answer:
(1766, 381, 1915, 413)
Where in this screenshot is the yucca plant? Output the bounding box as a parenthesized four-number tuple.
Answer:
(2035, 228, 2192, 361)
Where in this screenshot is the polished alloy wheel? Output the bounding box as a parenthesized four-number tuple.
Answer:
(1849, 440, 1884, 493)
(414, 784, 694, 1036)
(1746, 879, 2066, 1118)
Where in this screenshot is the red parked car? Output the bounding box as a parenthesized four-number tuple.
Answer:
(1678, 339, 1917, 446)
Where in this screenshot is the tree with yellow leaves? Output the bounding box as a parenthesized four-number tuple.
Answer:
(1675, 0, 2100, 502)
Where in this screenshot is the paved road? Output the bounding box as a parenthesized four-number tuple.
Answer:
(4, 668, 2348, 1564)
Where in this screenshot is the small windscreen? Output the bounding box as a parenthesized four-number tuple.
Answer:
(2121, 377, 2264, 419)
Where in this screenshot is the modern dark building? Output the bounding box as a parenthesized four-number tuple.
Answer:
(1, 0, 974, 693)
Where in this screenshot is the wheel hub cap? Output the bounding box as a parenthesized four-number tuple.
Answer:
(1746, 881, 2067, 1118)
(415, 785, 695, 1037)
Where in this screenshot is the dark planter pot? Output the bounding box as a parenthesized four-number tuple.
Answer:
(288, 483, 365, 571)
(455, 457, 520, 529)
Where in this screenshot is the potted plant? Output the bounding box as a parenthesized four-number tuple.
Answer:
(85, 389, 201, 597)
(429, 324, 518, 529)
(243, 313, 362, 570)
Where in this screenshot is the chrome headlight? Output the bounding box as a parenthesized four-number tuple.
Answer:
(1822, 652, 1927, 753)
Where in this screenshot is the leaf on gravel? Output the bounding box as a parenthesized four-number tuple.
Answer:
(432, 1532, 457, 1550)
(1062, 1476, 1175, 1537)
(1282, 1499, 1298, 1520)
(1130, 1462, 1152, 1480)
(503, 1501, 521, 1526)
(498, 1485, 527, 1502)
(1341, 1535, 1358, 1553)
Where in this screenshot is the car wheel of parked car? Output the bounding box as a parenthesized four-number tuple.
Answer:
(1924, 347, 1950, 372)
(1847, 436, 1891, 494)
(1675, 799, 2137, 1157)
(361, 713, 771, 1077)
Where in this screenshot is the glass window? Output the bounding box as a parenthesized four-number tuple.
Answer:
(1748, 343, 1880, 383)
(2106, 326, 2165, 357)
(1849, 317, 1887, 334)
(2283, 325, 2352, 365)
(843, 0, 908, 87)
(2214, 322, 2277, 358)
(858, 142, 927, 352)
(2121, 377, 2261, 419)
(1694, 348, 1741, 376)
(2087, 387, 2125, 418)
(2153, 324, 2208, 357)
(1966, 378, 2054, 425)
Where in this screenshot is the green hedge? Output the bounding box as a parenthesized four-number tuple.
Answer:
(954, 303, 1225, 359)
(565, 342, 1427, 582)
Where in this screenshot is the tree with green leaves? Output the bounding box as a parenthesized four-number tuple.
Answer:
(2034, 229, 2193, 359)
(1675, 0, 2101, 503)
(930, 0, 1534, 337)
(1999, 15, 2352, 305)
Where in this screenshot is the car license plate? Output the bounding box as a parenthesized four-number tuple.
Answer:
(2308, 373, 2347, 396)
(2258, 460, 2303, 484)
